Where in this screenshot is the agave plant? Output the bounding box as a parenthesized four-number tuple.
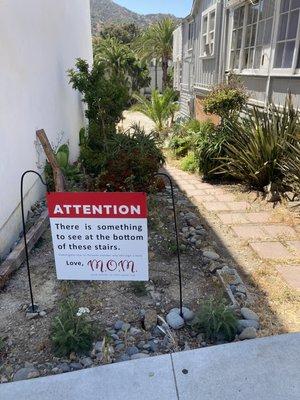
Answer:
(281, 140, 300, 198)
(132, 89, 179, 132)
(217, 96, 300, 190)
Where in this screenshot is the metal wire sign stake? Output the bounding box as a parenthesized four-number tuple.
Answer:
(155, 172, 184, 318)
(20, 170, 48, 314)
(20, 170, 183, 317)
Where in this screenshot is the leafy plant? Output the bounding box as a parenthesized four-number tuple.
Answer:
(51, 299, 93, 356)
(83, 124, 165, 192)
(132, 89, 179, 132)
(94, 37, 150, 92)
(193, 298, 237, 341)
(44, 143, 82, 191)
(217, 97, 299, 190)
(130, 281, 148, 297)
(198, 123, 231, 179)
(169, 134, 194, 158)
(203, 76, 248, 120)
(68, 58, 130, 137)
(281, 141, 300, 197)
(181, 152, 198, 172)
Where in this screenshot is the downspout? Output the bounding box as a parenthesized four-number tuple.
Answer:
(218, 0, 227, 83)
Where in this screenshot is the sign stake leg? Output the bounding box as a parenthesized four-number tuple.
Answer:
(20, 170, 48, 313)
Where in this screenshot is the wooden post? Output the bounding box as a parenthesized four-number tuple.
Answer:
(36, 129, 65, 192)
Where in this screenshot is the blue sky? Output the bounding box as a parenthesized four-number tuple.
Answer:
(114, 0, 192, 18)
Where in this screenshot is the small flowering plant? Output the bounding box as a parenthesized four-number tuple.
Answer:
(76, 307, 90, 317)
(51, 299, 93, 356)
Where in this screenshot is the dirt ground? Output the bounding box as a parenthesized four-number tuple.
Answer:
(0, 189, 225, 379)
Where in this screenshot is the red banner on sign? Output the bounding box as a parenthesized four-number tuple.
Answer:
(47, 192, 147, 219)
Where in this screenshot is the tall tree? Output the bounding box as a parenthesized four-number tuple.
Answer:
(94, 37, 150, 92)
(99, 23, 141, 45)
(135, 18, 176, 90)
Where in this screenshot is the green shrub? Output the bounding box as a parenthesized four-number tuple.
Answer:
(203, 76, 248, 119)
(281, 141, 300, 196)
(51, 299, 93, 356)
(193, 298, 237, 341)
(181, 152, 198, 172)
(132, 89, 179, 132)
(218, 98, 299, 190)
(130, 281, 148, 296)
(81, 124, 165, 192)
(45, 143, 82, 191)
(198, 123, 231, 179)
(169, 134, 194, 158)
(169, 120, 216, 159)
(68, 58, 130, 136)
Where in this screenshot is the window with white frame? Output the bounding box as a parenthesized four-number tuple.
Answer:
(274, 0, 300, 69)
(230, 6, 245, 69)
(230, 1, 275, 71)
(201, 6, 217, 57)
(188, 20, 194, 50)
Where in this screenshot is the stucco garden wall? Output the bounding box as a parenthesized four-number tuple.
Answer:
(0, 0, 93, 259)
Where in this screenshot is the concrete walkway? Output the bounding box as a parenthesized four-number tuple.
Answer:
(1, 333, 299, 399)
(166, 165, 300, 292)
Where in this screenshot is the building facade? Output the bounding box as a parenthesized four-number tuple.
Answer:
(174, 0, 300, 118)
(0, 0, 93, 259)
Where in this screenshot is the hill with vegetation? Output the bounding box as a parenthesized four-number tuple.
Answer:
(90, 0, 179, 35)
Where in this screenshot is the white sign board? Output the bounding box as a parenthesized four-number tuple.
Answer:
(47, 192, 148, 281)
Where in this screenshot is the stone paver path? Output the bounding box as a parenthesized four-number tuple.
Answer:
(165, 165, 300, 292)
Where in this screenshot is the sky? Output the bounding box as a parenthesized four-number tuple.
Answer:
(114, 0, 192, 18)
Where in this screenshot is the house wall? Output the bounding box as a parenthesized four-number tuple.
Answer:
(0, 0, 93, 259)
(179, 20, 194, 117)
(194, 0, 222, 93)
(175, 0, 300, 121)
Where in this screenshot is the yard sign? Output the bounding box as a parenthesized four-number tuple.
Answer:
(47, 192, 148, 281)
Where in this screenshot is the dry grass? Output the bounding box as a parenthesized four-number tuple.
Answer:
(249, 265, 300, 335)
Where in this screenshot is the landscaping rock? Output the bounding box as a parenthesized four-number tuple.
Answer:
(143, 309, 157, 330)
(121, 323, 131, 332)
(203, 250, 220, 261)
(241, 307, 259, 322)
(13, 367, 40, 381)
(80, 357, 93, 368)
(94, 341, 103, 352)
(129, 327, 141, 336)
(239, 327, 257, 340)
(58, 363, 70, 373)
(237, 319, 260, 333)
(70, 363, 82, 371)
(116, 354, 130, 362)
(115, 343, 125, 351)
(114, 320, 124, 330)
(126, 346, 139, 357)
(182, 307, 194, 322)
(26, 312, 39, 320)
(166, 309, 185, 329)
(130, 353, 150, 360)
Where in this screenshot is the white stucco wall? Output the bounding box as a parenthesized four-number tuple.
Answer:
(0, 0, 93, 259)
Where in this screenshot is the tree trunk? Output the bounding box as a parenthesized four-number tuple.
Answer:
(162, 56, 168, 91)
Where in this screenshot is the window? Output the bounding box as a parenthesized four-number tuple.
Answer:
(201, 6, 217, 57)
(188, 21, 194, 50)
(230, 1, 275, 71)
(229, 0, 300, 73)
(274, 0, 300, 68)
(230, 6, 245, 69)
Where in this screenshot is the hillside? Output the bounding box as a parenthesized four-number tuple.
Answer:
(90, 0, 179, 35)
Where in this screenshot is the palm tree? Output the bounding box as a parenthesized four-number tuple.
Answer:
(132, 89, 179, 132)
(135, 18, 176, 90)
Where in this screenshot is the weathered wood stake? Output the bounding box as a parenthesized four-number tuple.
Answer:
(36, 129, 65, 192)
